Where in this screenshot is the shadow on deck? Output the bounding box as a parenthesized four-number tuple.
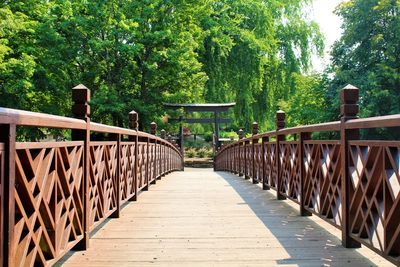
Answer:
(216, 171, 392, 266)
(57, 168, 393, 267)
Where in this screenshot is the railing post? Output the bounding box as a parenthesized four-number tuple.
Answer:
(129, 110, 139, 201)
(252, 122, 259, 184)
(150, 122, 157, 135)
(340, 84, 361, 248)
(276, 110, 286, 200)
(262, 136, 270, 190)
(300, 132, 312, 216)
(238, 129, 244, 177)
(71, 84, 90, 250)
(150, 122, 157, 185)
(0, 123, 16, 266)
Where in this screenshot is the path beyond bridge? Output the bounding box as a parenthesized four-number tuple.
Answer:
(58, 168, 392, 267)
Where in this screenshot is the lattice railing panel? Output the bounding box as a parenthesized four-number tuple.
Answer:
(240, 144, 245, 175)
(245, 143, 252, 177)
(265, 142, 277, 189)
(234, 145, 239, 174)
(137, 142, 147, 190)
(279, 142, 301, 202)
(149, 143, 156, 182)
(303, 141, 342, 227)
(348, 141, 400, 257)
(88, 142, 118, 231)
(13, 142, 84, 266)
(156, 144, 160, 178)
(120, 142, 135, 203)
(254, 143, 262, 183)
(161, 145, 165, 175)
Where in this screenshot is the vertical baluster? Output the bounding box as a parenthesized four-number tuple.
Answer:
(238, 129, 244, 177)
(110, 133, 121, 218)
(229, 136, 234, 173)
(71, 84, 90, 250)
(244, 139, 250, 180)
(129, 110, 139, 201)
(0, 123, 16, 266)
(262, 136, 270, 190)
(144, 136, 150, 191)
(340, 85, 361, 248)
(160, 130, 166, 178)
(300, 132, 312, 216)
(276, 110, 287, 200)
(252, 122, 259, 184)
(150, 122, 157, 185)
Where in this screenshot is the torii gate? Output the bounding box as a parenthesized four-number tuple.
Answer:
(163, 103, 236, 150)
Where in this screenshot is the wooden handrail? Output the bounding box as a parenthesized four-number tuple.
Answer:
(0, 85, 184, 267)
(214, 85, 400, 266)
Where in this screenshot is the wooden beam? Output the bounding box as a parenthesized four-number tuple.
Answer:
(168, 118, 232, 124)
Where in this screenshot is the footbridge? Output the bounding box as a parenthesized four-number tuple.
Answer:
(0, 84, 398, 266)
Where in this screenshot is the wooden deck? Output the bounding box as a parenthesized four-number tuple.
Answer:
(57, 168, 394, 267)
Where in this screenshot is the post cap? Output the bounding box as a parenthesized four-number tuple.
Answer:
(160, 129, 166, 139)
(150, 122, 157, 135)
(252, 122, 258, 135)
(276, 110, 286, 120)
(340, 84, 359, 104)
(72, 84, 90, 118)
(129, 110, 139, 130)
(238, 129, 244, 139)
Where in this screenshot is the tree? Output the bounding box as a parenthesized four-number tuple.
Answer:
(329, 0, 400, 119)
(0, 5, 37, 111)
(278, 73, 326, 127)
(201, 0, 324, 131)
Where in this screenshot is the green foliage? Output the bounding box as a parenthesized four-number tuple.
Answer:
(206, 149, 214, 158)
(326, 0, 400, 138)
(278, 74, 326, 127)
(197, 147, 208, 158)
(184, 146, 213, 158)
(0, 0, 208, 133)
(0, 0, 326, 138)
(201, 0, 324, 131)
(185, 148, 197, 158)
(220, 131, 238, 139)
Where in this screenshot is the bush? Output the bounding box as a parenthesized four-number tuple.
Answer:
(197, 147, 207, 158)
(185, 148, 196, 158)
(203, 133, 213, 142)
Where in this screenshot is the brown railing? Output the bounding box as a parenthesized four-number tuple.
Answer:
(215, 85, 400, 265)
(0, 85, 183, 267)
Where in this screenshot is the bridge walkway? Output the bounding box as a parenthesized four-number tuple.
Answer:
(57, 168, 393, 267)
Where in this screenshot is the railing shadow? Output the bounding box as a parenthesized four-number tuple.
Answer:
(216, 171, 385, 267)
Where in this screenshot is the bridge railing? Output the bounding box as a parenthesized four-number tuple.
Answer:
(0, 84, 183, 267)
(215, 85, 400, 265)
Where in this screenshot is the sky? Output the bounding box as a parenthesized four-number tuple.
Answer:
(310, 0, 343, 72)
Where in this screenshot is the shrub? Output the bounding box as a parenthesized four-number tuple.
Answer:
(185, 148, 196, 158)
(197, 147, 207, 158)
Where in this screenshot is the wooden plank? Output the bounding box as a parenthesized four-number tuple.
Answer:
(58, 168, 394, 267)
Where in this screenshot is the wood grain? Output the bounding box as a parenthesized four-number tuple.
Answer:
(57, 168, 394, 267)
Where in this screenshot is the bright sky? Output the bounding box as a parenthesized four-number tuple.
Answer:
(311, 0, 343, 72)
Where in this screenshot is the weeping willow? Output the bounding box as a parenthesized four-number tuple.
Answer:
(201, 0, 324, 131)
